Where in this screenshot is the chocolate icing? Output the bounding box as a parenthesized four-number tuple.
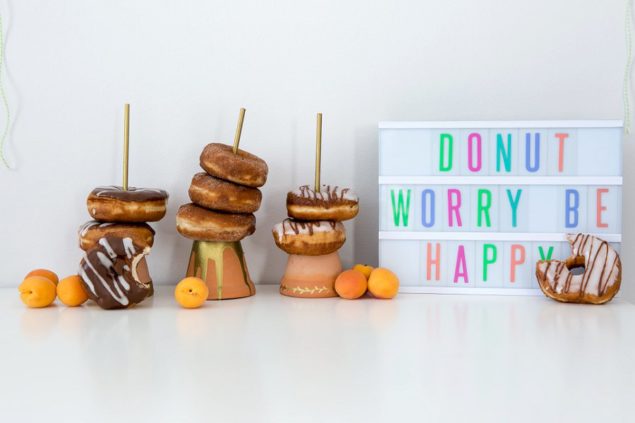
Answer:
(287, 185, 358, 209)
(281, 218, 336, 235)
(79, 236, 153, 309)
(90, 186, 168, 202)
(78, 220, 155, 237)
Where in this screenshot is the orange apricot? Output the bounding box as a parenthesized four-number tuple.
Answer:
(57, 275, 89, 307)
(25, 269, 59, 285)
(175, 277, 209, 309)
(334, 269, 368, 300)
(367, 268, 399, 299)
(19, 276, 57, 308)
(353, 264, 374, 280)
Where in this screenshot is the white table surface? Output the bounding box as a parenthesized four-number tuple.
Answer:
(1, 285, 634, 423)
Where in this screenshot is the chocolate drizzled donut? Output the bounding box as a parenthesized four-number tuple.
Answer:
(272, 218, 345, 256)
(78, 221, 155, 251)
(287, 185, 359, 221)
(536, 233, 622, 304)
(79, 236, 153, 309)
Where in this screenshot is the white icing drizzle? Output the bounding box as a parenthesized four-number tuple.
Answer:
(538, 234, 620, 297)
(95, 251, 130, 304)
(79, 268, 97, 296)
(117, 275, 130, 291)
(83, 252, 129, 306)
(291, 185, 358, 202)
(273, 219, 344, 238)
(79, 221, 115, 237)
(122, 237, 136, 259)
(98, 238, 117, 259)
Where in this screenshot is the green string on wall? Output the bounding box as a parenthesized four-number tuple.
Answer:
(624, 0, 633, 134)
(0, 12, 10, 168)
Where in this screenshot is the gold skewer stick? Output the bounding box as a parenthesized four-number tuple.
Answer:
(123, 103, 130, 191)
(315, 113, 322, 193)
(233, 108, 246, 154)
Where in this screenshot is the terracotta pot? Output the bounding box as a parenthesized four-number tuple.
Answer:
(280, 252, 341, 298)
(186, 241, 255, 300)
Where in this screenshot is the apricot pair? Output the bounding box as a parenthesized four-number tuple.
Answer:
(334, 266, 399, 300)
(19, 269, 88, 308)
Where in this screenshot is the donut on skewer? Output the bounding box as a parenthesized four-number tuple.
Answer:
(287, 185, 359, 222)
(188, 172, 262, 214)
(78, 221, 155, 251)
(272, 218, 346, 256)
(87, 186, 168, 223)
(176, 203, 255, 242)
(200, 143, 268, 188)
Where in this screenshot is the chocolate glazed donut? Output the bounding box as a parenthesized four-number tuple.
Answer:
(199, 143, 268, 188)
(79, 236, 153, 309)
(87, 186, 169, 223)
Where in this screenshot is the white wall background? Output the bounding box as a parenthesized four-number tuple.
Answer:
(0, 0, 632, 299)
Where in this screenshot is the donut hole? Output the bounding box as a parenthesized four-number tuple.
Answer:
(568, 265, 586, 275)
(565, 256, 586, 275)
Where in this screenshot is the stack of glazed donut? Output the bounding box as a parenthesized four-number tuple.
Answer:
(176, 143, 268, 241)
(78, 185, 169, 309)
(273, 185, 359, 256)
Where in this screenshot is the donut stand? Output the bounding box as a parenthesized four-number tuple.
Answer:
(185, 241, 254, 300)
(77, 104, 169, 308)
(280, 251, 342, 298)
(176, 109, 266, 300)
(273, 114, 359, 298)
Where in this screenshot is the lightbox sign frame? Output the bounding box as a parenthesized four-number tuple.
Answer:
(378, 120, 623, 295)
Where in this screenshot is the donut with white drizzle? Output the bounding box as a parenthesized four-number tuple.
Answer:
(87, 186, 168, 223)
(79, 236, 153, 309)
(286, 185, 359, 221)
(536, 233, 622, 304)
(272, 218, 346, 256)
(78, 220, 155, 251)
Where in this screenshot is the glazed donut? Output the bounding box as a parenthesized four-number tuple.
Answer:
(176, 203, 255, 241)
(79, 236, 153, 310)
(536, 233, 622, 305)
(287, 185, 359, 221)
(199, 143, 268, 188)
(272, 218, 346, 256)
(78, 220, 155, 251)
(189, 172, 262, 214)
(87, 186, 168, 223)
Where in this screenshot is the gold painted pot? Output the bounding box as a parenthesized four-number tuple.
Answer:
(186, 241, 255, 300)
(280, 252, 341, 298)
